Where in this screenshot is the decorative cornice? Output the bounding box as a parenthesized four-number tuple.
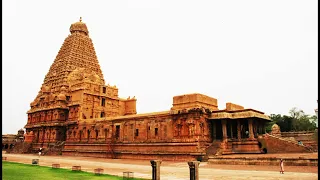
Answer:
(210, 110, 270, 121)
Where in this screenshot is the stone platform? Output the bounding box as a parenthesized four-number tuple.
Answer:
(208, 153, 318, 166)
(2, 152, 318, 179)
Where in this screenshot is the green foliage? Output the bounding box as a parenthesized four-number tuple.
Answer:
(268, 107, 317, 132)
(2, 161, 144, 180)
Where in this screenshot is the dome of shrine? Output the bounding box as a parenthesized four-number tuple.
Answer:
(271, 124, 279, 129)
(60, 86, 67, 92)
(70, 17, 89, 35)
(57, 93, 67, 101)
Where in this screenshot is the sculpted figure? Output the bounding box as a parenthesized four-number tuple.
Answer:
(271, 124, 281, 136)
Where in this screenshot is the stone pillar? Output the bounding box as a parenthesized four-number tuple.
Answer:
(222, 120, 227, 139)
(248, 119, 254, 139)
(41, 128, 45, 143)
(212, 121, 216, 140)
(150, 160, 161, 180)
(237, 120, 241, 140)
(188, 161, 200, 180)
(230, 123, 233, 139)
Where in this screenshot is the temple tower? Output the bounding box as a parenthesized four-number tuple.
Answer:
(25, 18, 136, 144)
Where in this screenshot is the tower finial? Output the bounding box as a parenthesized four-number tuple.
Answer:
(80, 17, 82, 22)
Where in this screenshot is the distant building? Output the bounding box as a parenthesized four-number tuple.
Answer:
(2, 129, 24, 150)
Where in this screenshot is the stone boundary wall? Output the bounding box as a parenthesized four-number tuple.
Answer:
(281, 131, 315, 141)
(62, 142, 205, 161)
(263, 134, 311, 153)
(208, 157, 318, 166)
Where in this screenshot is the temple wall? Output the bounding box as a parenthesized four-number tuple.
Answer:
(63, 112, 212, 160)
(171, 94, 218, 111)
(124, 99, 137, 115)
(62, 149, 196, 161)
(118, 100, 126, 116)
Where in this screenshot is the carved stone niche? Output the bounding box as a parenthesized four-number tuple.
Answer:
(176, 119, 182, 125)
(186, 119, 195, 125)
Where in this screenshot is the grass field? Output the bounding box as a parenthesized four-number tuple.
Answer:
(2, 161, 144, 180)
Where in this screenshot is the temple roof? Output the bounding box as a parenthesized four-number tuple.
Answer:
(33, 17, 105, 98)
(27, 17, 107, 113)
(70, 17, 89, 35)
(209, 109, 271, 121)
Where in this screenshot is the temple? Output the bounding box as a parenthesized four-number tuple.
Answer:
(24, 18, 271, 160)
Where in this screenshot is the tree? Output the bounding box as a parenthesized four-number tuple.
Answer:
(268, 108, 317, 132)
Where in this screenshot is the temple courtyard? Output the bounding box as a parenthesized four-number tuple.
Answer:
(2, 152, 317, 180)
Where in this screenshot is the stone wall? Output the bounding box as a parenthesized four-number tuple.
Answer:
(62, 142, 203, 161)
(281, 131, 315, 141)
(171, 93, 218, 111)
(262, 134, 311, 153)
(225, 103, 244, 111)
(63, 111, 212, 160)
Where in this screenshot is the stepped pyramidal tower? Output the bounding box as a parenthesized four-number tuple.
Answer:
(24, 18, 271, 160)
(25, 18, 137, 144)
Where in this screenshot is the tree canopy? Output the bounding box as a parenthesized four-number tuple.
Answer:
(266, 107, 317, 132)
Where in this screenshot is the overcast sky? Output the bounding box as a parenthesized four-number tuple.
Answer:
(3, 0, 318, 134)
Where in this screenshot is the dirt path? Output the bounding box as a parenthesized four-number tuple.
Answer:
(2, 153, 318, 180)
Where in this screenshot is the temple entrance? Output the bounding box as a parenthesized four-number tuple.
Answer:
(115, 125, 120, 140)
(216, 120, 222, 140)
(210, 119, 254, 141)
(87, 130, 90, 141)
(227, 120, 238, 139)
(60, 127, 66, 141)
(36, 130, 40, 143)
(211, 120, 222, 140)
(241, 120, 249, 138)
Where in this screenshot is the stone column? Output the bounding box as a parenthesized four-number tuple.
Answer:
(150, 160, 162, 180)
(230, 123, 233, 139)
(41, 128, 45, 143)
(188, 161, 200, 180)
(212, 121, 216, 140)
(237, 120, 241, 140)
(248, 119, 254, 139)
(222, 120, 227, 139)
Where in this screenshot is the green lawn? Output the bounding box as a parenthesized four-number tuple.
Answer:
(2, 161, 145, 180)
